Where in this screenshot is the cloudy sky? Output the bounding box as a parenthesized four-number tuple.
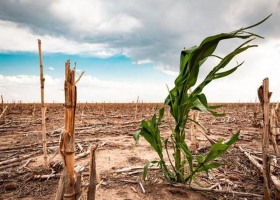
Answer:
(0, 0, 279, 103)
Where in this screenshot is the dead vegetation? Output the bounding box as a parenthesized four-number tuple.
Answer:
(0, 101, 280, 199)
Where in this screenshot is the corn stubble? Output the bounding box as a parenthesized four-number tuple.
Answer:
(56, 60, 78, 200)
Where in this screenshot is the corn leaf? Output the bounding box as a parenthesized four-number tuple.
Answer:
(196, 162, 223, 174)
(178, 142, 193, 173)
(204, 132, 239, 163)
(133, 130, 140, 143)
(225, 131, 240, 145)
(143, 162, 150, 180)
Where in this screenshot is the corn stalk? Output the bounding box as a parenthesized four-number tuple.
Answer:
(38, 39, 48, 170)
(190, 111, 198, 153)
(258, 78, 272, 199)
(269, 103, 279, 154)
(134, 15, 271, 184)
(59, 60, 78, 199)
(135, 96, 139, 119)
(1, 95, 3, 110)
(0, 95, 7, 124)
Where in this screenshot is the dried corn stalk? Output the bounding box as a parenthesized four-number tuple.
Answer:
(0, 106, 8, 124)
(38, 39, 48, 169)
(190, 111, 198, 153)
(57, 60, 78, 200)
(0, 95, 4, 124)
(1, 95, 3, 108)
(270, 103, 280, 154)
(258, 78, 272, 200)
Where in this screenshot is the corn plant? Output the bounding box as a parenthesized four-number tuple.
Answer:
(134, 15, 270, 184)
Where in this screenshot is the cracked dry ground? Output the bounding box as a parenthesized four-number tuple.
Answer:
(0, 103, 277, 200)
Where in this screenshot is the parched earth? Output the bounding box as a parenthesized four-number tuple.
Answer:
(0, 103, 276, 199)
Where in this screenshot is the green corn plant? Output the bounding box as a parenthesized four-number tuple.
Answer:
(134, 15, 271, 184)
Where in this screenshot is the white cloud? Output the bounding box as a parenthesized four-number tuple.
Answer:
(0, 20, 34, 52)
(77, 75, 170, 102)
(0, 20, 119, 58)
(0, 74, 63, 102)
(48, 67, 54, 71)
(50, 0, 142, 34)
(155, 65, 179, 76)
(133, 59, 153, 65)
(0, 74, 38, 85)
(97, 14, 142, 33)
(162, 70, 179, 76)
(0, 74, 170, 103)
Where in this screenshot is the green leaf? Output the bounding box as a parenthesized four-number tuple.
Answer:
(139, 129, 158, 151)
(225, 131, 240, 145)
(209, 104, 223, 109)
(241, 14, 272, 31)
(133, 130, 140, 143)
(205, 162, 223, 170)
(213, 66, 239, 79)
(141, 120, 154, 134)
(151, 114, 157, 126)
(209, 110, 226, 117)
(158, 107, 165, 124)
(196, 93, 208, 106)
(196, 155, 205, 164)
(196, 162, 223, 173)
(151, 160, 159, 165)
(143, 162, 150, 181)
(204, 142, 228, 162)
(204, 132, 239, 163)
(178, 142, 193, 173)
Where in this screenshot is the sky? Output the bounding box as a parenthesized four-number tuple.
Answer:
(0, 0, 280, 103)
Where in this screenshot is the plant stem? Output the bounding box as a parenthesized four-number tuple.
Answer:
(174, 126, 184, 182)
(164, 139, 176, 176)
(38, 39, 48, 170)
(62, 60, 77, 199)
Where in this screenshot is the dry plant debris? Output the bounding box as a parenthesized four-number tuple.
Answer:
(0, 102, 279, 199)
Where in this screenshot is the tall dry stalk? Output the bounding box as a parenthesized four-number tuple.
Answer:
(1, 95, 3, 110)
(32, 103, 36, 119)
(258, 78, 272, 200)
(0, 105, 8, 123)
(19, 101, 23, 115)
(190, 111, 198, 153)
(135, 96, 139, 119)
(270, 103, 279, 154)
(188, 88, 198, 153)
(1, 95, 5, 123)
(38, 39, 48, 169)
(87, 145, 99, 200)
(58, 60, 78, 199)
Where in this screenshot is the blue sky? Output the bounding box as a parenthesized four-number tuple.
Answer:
(0, 0, 280, 103)
(0, 52, 174, 102)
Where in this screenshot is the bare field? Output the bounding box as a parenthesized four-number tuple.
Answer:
(0, 103, 275, 199)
